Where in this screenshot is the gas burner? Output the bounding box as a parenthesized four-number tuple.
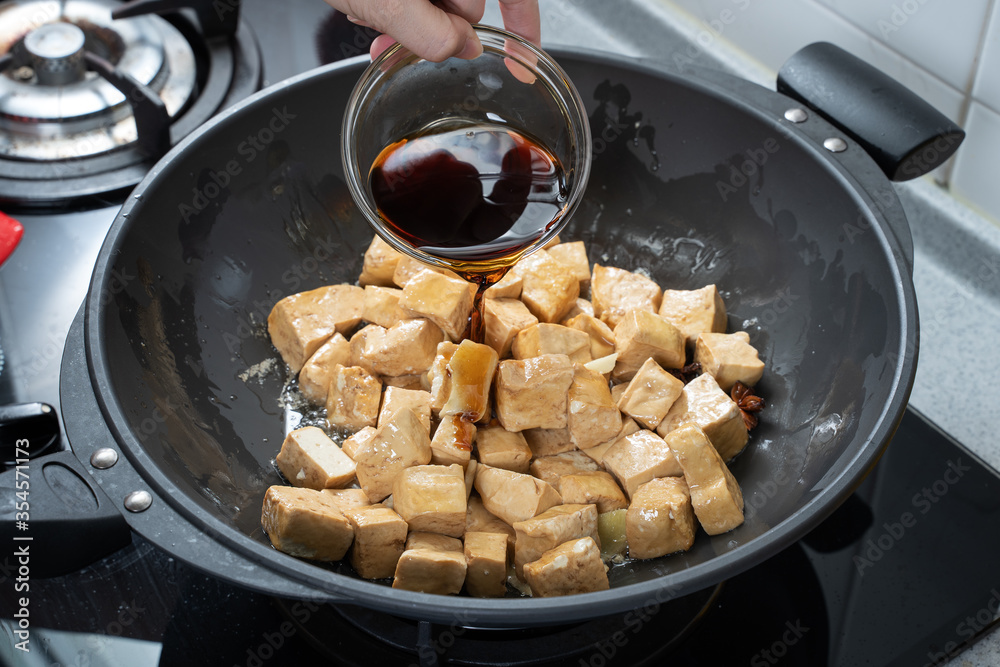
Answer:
(0, 0, 262, 210)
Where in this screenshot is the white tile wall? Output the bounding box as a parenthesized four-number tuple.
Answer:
(662, 0, 1000, 226)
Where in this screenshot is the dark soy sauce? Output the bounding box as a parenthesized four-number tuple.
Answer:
(369, 122, 569, 342)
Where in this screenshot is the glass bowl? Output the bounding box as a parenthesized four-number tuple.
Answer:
(341, 25, 592, 280)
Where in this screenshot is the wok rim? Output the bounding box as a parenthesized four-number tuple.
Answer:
(83, 49, 918, 626)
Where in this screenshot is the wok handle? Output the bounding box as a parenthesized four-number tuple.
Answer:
(777, 42, 965, 182)
(0, 402, 131, 578)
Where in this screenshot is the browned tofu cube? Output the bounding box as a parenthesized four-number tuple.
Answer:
(406, 532, 463, 552)
(261, 486, 354, 561)
(522, 537, 609, 597)
(341, 426, 376, 461)
(656, 373, 748, 461)
(343, 504, 408, 579)
(359, 235, 404, 287)
(276, 426, 356, 490)
(358, 318, 445, 377)
(567, 364, 622, 449)
(440, 340, 498, 423)
(664, 424, 744, 535)
(320, 488, 371, 513)
(399, 270, 476, 341)
(580, 417, 640, 465)
(563, 314, 616, 359)
(616, 358, 684, 430)
(529, 451, 600, 491)
(512, 503, 600, 575)
(483, 297, 538, 358)
(560, 298, 595, 322)
(326, 364, 382, 432)
(484, 270, 522, 299)
(430, 415, 476, 468)
(348, 324, 381, 375)
(392, 257, 461, 288)
(612, 310, 685, 383)
(353, 408, 432, 502)
(694, 331, 764, 391)
(590, 265, 662, 329)
(474, 465, 562, 526)
(392, 464, 467, 537)
(464, 531, 509, 597)
(476, 423, 532, 473)
(267, 284, 364, 372)
(378, 386, 432, 434)
(467, 494, 516, 555)
(362, 285, 407, 328)
(512, 249, 580, 323)
(522, 426, 576, 458)
(424, 341, 459, 415)
(298, 333, 351, 405)
(626, 476, 696, 559)
(494, 354, 575, 431)
(382, 375, 425, 390)
(658, 285, 727, 347)
(512, 323, 592, 363)
(559, 471, 628, 513)
(392, 548, 467, 594)
(547, 241, 590, 284)
(602, 429, 683, 499)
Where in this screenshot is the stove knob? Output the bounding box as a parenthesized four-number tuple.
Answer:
(24, 22, 87, 86)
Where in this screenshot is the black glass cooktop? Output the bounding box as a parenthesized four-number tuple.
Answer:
(1, 407, 997, 667)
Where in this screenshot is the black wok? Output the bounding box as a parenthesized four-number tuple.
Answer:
(31, 44, 945, 626)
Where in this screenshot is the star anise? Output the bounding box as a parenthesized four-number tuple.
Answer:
(731, 381, 765, 430)
(668, 362, 702, 384)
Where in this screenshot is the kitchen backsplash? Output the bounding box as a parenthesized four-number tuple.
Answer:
(659, 0, 1000, 227)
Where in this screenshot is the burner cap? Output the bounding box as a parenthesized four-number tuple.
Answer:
(24, 21, 86, 85)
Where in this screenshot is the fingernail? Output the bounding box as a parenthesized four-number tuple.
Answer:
(458, 36, 484, 59)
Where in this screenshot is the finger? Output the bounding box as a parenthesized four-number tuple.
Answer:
(369, 33, 398, 60)
(344, 0, 483, 62)
(498, 0, 541, 46)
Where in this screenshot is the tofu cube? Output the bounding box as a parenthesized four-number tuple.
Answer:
(590, 265, 662, 329)
(512, 323, 592, 363)
(261, 486, 354, 561)
(298, 333, 351, 405)
(512, 503, 600, 575)
(547, 241, 591, 284)
(664, 424, 744, 535)
(430, 415, 476, 468)
(522, 427, 577, 458)
(392, 256, 461, 288)
(399, 269, 476, 341)
(392, 464, 467, 537)
(440, 339, 498, 423)
(382, 375, 425, 390)
(466, 495, 516, 555)
(320, 488, 371, 513)
(341, 425, 376, 461)
(474, 465, 563, 526)
(656, 373, 748, 461)
(362, 285, 408, 328)
(378, 386, 432, 434)
(392, 548, 467, 595)
(464, 531, 509, 597)
(406, 532, 463, 552)
(626, 476, 696, 559)
(512, 249, 580, 323)
(616, 358, 685, 430)
(476, 423, 532, 473)
(325, 364, 382, 432)
(352, 408, 432, 502)
(529, 451, 600, 491)
(359, 235, 404, 287)
(563, 314, 616, 359)
(567, 365, 622, 449)
(359, 318, 445, 377)
(580, 417, 640, 466)
(348, 324, 381, 375)
(560, 298, 595, 323)
(276, 426, 357, 490)
(602, 430, 683, 499)
(658, 285, 727, 347)
(343, 504, 409, 579)
(612, 310, 685, 383)
(484, 271, 522, 299)
(483, 297, 538, 358)
(267, 284, 364, 372)
(522, 537, 609, 597)
(694, 331, 764, 391)
(425, 341, 459, 415)
(464, 459, 478, 499)
(494, 354, 575, 431)
(559, 471, 628, 513)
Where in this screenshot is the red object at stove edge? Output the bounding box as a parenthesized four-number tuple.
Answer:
(0, 211, 23, 266)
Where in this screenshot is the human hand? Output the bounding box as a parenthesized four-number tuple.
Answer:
(323, 0, 541, 62)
